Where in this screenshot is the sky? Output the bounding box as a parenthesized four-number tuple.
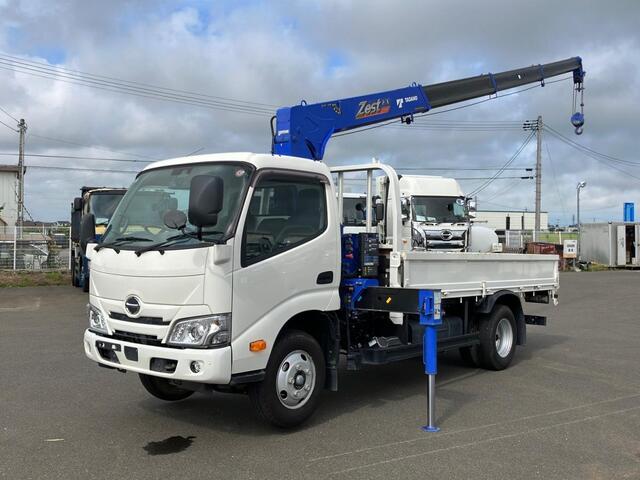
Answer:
(0, 0, 638, 225)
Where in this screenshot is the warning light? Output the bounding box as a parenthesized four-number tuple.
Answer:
(250, 340, 267, 352)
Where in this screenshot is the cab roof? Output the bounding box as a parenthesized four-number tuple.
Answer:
(141, 152, 332, 178)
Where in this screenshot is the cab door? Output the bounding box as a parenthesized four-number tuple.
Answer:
(230, 170, 339, 374)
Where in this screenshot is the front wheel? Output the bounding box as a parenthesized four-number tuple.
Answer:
(138, 374, 195, 401)
(249, 330, 325, 428)
(478, 305, 517, 371)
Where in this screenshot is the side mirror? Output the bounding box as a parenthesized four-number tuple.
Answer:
(188, 175, 224, 227)
(466, 198, 477, 219)
(400, 197, 410, 222)
(80, 213, 96, 253)
(73, 197, 82, 212)
(375, 203, 384, 222)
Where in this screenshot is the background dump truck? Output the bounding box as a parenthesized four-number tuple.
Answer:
(71, 186, 126, 291)
(82, 57, 584, 427)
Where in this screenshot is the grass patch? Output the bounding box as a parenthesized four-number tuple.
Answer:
(0, 270, 71, 288)
(587, 263, 611, 272)
(536, 232, 579, 243)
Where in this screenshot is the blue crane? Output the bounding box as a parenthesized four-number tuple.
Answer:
(272, 57, 585, 160)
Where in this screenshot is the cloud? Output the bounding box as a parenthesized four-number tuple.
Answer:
(0, 0, 638, 223)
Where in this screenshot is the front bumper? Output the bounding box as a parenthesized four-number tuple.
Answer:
(84, 329, 232, 384)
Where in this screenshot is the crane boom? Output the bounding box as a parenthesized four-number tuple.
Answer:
(272, 57, 584, 160)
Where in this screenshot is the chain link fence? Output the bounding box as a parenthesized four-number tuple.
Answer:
(0, 226, 71, 271)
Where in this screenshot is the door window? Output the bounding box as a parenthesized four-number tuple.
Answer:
(242, 176, 327, 265)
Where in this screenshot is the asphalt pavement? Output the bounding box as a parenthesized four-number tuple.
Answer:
(1, 271, 639, 479)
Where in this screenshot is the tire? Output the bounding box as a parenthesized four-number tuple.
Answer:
(81, 261, 90, 292)
(249, 330, 325, 428)
(478, 305, 517, 371)
(138, 374, 194, 401)
(71, 253, 79, 287)
(459, 345, 479, 367)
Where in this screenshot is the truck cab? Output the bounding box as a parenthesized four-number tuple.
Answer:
(71, 187, 126, 291)
(395, 175, 470, 251)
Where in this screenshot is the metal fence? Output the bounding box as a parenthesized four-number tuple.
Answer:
(0, 226, 71, 271)
(497, 230, 579, 253)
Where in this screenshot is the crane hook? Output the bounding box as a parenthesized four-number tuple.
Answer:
(571, 112, 584, 135)
(571, 80, 585, 135)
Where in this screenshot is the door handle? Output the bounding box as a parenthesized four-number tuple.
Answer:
(316, 271, 333, 284)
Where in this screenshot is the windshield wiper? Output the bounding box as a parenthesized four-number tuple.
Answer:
(134, 231, 223, 257)
(95, 236, 152, 253)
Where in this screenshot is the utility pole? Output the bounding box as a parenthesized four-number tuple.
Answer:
(17, 118, 27, 231)
(524, 116, 542, 240)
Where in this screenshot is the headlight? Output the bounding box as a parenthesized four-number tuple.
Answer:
(87, 303, 107, 334)
(167, 313, 231, 348)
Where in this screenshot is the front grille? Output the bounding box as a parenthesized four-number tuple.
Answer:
(112, 330, 163, 346)
(110, 311, 165, 325)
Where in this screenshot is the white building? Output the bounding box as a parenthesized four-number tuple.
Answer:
(0, 164, 20, 227)
(475, 210, 548, 231)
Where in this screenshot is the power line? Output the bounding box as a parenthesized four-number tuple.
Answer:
(387, 125, 524, 132)
(468, 132, 535, 196)
(480, 200, 530, 211)
(28, 132, 157, 160)
(0, 52, 277, 108)
(544, 140, 568, 218)
(0, 103, 19, 122)
(397, 167, 533, 171)
(343, 175, 532, 181)
(0, 117, 17, 132)
(0, 53, 273, 117)
(544, 124, 640, 167)
(0, 152, 151, 163)
(26, 164, 138, 174)
(0, 52, 277, 112)
(481, 178, 525, 203)
(544, 127, 640, 180)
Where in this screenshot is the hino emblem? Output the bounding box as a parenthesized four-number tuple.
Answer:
(124, 296, 141, 316)
(440, 230, 454, 241)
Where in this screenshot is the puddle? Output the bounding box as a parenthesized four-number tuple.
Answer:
(143, 435, 195, 455)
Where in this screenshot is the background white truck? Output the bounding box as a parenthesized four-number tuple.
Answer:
(344, 174, 498, 252)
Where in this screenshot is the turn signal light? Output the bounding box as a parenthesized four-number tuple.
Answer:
(250, 340, 267, 352)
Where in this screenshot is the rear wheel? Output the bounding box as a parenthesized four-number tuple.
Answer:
(138, 374, 194, 401)
(249, 330, 325, 428)
(478, 305, 516, 370)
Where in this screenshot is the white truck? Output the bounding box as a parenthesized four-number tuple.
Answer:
(345, 174, 497, 251)
(82, 57, 585, 427)
(82, 153, 557, 427)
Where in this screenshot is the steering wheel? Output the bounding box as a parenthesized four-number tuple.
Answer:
(259, 236, 273, 254)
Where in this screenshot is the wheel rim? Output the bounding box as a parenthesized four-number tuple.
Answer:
(495, 318, 514, 358)
(276, 350, 316, 410)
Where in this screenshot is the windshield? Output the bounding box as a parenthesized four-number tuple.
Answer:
(101, 162, 252, 248)
(89, 193, 125, 225)
(342, 197, 378, 226)
(412, 196, 466, 223)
